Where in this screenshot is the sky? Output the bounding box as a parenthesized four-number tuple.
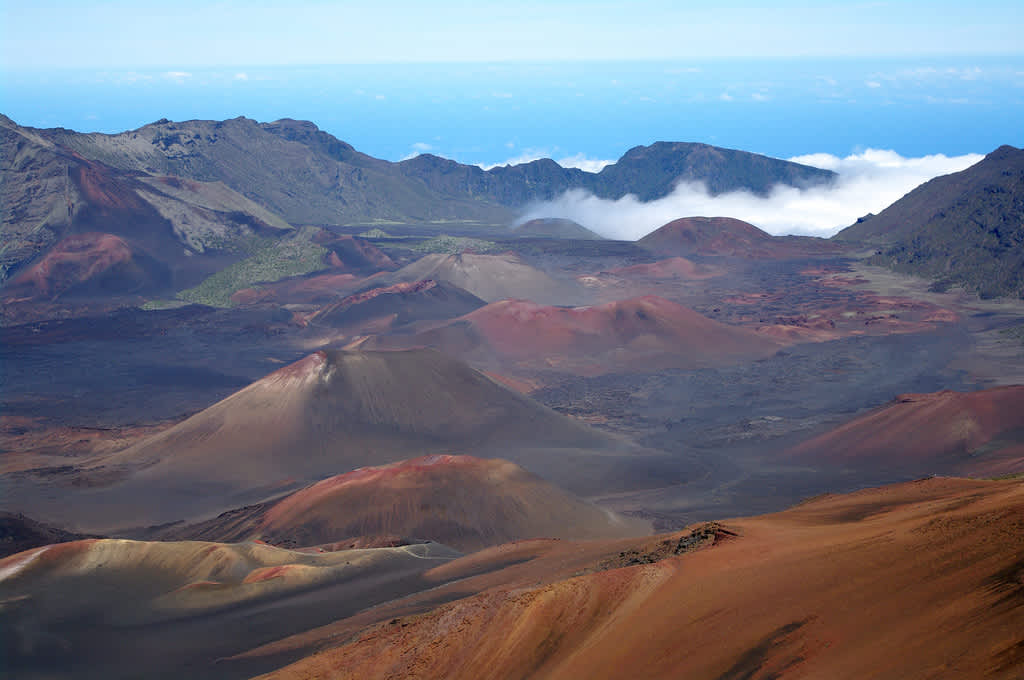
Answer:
(3, 0, 1024, 68)
(2, 1, 1022, 237)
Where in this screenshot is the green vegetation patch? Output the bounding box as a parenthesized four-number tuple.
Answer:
(408, 234, 501, 254)
(177, 236, 328, 307)
(998, 324, 1024, 347)
(358, 228, 397, 239)
(141, 299, 191, 311)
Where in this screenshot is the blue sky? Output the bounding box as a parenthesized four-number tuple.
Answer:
(3, 1, 1023, 69)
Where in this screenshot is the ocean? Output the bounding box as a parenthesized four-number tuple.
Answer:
(3, 57, 1022, 167)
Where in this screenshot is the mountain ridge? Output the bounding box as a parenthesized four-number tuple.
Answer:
(8, 114, 836, 229)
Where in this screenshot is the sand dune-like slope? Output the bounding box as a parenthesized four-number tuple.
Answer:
(639, 216, 840, 258)
(170, 455, 649, 552)
(386, 252, 580, 304)
(263, 476, 1024, 680)
(0, 537, 458, 678)
(792, 385, 1024, 476)
(80, 349, 650, 530)
(364, 295, 780, 376)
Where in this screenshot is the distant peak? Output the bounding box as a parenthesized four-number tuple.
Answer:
(985, 144, 1023, 161)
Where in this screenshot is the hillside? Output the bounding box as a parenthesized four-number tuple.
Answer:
(306, 279, 486, 331)
(512, 218, 604, 240)
(361, 296, 780, 376)
(591, 141, 835, 200)
(790, 385, 1024, 477)
(71, 349, 648, 530)
(835, 145, 1024, 298)
(262, 477, 1024, 680)
(166, 455, 648, 552)
(0, 115, 301, 321)
(381, 252, 581, 304)
(639, 216, 841, 258)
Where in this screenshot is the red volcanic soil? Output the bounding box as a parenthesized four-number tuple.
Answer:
(230, 271, 361, 305)
(365, 295, 780, 376)
(5, 232, 168, 299)
(306, 279, 486, 332)
(73, 162, 152, 213)
(639, 216, 841, 259)
(608, 256, 722, 280)
(311, 231, 396, 272)
(178, 455, 648, 552)
(262, 477, 1024, 680)
(791, 385, 1024, 476)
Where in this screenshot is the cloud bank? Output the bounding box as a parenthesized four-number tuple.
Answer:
(517, 149, 983, 240)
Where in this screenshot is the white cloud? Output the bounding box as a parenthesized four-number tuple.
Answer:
(234, 72, 248, 80)
(751, 92, 769, 101)
(400, 142, 436, 161)
(865, 80, 882, 88)
(163, 71, 192, 82)
(516, 149, 984, 239)
(719, 92, 734, 101)
(479, 151, 614, 173)
(556, 153, 615, 173)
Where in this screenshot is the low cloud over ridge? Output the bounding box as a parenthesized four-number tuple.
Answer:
(517, 149, 983, 239)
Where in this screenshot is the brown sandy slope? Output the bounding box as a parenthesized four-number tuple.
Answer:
(363, 295, 780, 376)
(261, 477, 1024, 680)
(791, 386, 1024, 476)
(77, 349, 663, 531)
(167, 455, 649, 552)
(639, 216, 840, 259)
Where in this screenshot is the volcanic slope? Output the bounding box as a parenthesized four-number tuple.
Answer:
(381, 252, 581, 304)
(0, 115, 293, 295)
(305, 280, 486, 332)
(512, 218, 603, 240)
(639, 216, 840, 258)
(362, 295, 780, 376)
(262, 476, 1024, 680)
(167, 455, 649, 552)
(791, 385, 1024, 477)
(836, 144, 1024, 298)
(70, 349, 663, 531)
(0, 537, 459, 680)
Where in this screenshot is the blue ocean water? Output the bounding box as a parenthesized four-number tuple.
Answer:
(2, 58, 1022, 165)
